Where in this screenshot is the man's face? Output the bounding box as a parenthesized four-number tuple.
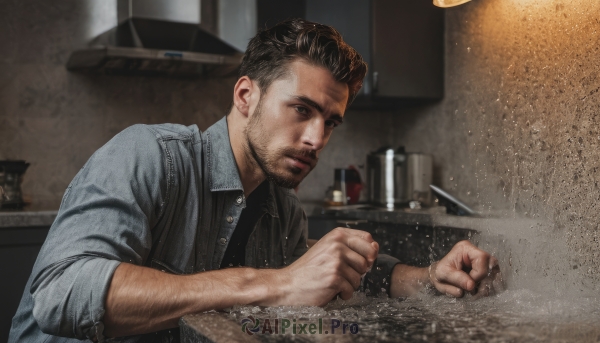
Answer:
(244, 59, 349, 189)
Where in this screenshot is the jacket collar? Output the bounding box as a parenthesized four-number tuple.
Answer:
(203, 116, 279, 218)
(204, 116, 244, 192)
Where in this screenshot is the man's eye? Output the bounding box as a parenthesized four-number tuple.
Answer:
(295, 106, 309, 115)
(325, 120, 339, 128)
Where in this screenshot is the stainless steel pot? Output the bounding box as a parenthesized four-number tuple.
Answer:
(366, 147, 432, 208)
(366, 147, 408, 208)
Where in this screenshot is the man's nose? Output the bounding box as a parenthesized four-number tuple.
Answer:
(301, 119, 326, 151)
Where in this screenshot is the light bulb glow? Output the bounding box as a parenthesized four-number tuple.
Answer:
(433, 0, 472, 8)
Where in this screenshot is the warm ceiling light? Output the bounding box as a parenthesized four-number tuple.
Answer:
(433, 0, 471, 8)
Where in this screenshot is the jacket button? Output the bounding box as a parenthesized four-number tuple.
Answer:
(226, 216, 234, 223)
(236, 196, 243, 204)
(219, 237, 227, 245)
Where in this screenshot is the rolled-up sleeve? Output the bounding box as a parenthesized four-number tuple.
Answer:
(30, 125, 168, 340)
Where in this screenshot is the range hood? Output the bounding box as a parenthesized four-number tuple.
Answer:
(67, 0, 244, 77)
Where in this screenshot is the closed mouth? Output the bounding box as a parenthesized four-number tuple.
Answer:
(291, 155, 315, 167)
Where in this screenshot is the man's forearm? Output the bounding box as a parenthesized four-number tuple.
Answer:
(104, 263, 284, 338)
(389, 264, 431, 298)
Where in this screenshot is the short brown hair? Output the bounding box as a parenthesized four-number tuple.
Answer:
(239, 19, 367, 104)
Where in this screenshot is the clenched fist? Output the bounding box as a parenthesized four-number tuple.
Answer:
(271, 228, 379, 306)
(429, 240, 503, 298)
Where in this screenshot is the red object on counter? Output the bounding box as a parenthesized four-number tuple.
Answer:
(345, 166, 363, 204)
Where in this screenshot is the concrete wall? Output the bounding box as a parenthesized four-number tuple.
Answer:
(391, 0, 600, 292)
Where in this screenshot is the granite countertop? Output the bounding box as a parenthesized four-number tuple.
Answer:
(0, 210, 58, 228)
(309, 204, 538, 234)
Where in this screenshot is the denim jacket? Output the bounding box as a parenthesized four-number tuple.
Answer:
(9, 117, 399, 343)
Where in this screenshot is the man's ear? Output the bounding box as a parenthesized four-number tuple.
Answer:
(232, 76, 259, 118)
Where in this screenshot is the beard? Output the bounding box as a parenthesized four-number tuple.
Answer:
(244, 99, 318, 189)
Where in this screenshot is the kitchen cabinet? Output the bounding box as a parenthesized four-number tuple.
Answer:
(257, 0, 306, 30)
(0, 212, 55, 342)
(0, 226, 50, 342)
(305, 0, 445, 107)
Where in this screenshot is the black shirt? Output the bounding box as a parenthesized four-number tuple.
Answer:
(220, 181, 270, 268)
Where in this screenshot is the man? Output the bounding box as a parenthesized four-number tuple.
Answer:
(9, 19, 500, 342)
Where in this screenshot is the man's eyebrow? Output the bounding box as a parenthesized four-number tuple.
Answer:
(294, 96, 344, 123)
(294, 96, 324, 112)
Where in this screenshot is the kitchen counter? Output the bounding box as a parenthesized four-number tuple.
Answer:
(179, 294, 600, 343)
(0, 210, 58, 228)
(0, 205, 522, 231)
(309, 204, 536, 234)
